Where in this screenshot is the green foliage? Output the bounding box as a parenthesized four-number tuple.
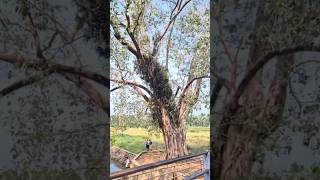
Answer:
(111, 114, 210, 128)
(112, 134, 160, 154)
(111, 127, 210, 154)
(187, 114, 210, 127)
(258, 0, 320, 50)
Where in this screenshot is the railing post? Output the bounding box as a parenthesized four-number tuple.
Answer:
(204, 151, 210, 180)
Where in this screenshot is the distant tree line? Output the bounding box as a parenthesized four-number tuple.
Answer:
(187, 114, 210, 127)
(111, 114, 210, 128)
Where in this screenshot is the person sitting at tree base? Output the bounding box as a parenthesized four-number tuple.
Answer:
(125, 156, 130, 168)
(146, 139, 152, 151)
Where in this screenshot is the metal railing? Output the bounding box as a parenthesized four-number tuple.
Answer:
(185, 170, 209, 180)
(186, 151, 210, 180)
(110, 151, 210, 180)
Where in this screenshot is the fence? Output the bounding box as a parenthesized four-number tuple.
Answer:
(110, 151, 210, 180)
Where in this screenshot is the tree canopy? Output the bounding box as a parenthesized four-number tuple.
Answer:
(110, 0, 210, 130)
(0, 0, 108, 178)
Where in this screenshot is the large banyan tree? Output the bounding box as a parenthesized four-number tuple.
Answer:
(0, 0, 109, 178)
(110, 0, 209, 159)
(211, 0, 320, 179)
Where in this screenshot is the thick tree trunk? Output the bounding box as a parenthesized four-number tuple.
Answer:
(158, 106, 188, 159)
(136, 55, 194, 159)
(214, 55, 293, 179)
(162, 125, 188, 159)
(220, 124, 258, 179)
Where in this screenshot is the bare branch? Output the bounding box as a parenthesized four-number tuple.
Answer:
(111, 83, 150, 102)
(125, 1, 131, 29)
(219, 32, 235, 64)
(26, 11, 44, 59)
(48, 35, 85, 59)
(231, 36, 244, 86)
(124, 1, 143, 59)
(174, 86, 181, 97)
(286, 59, 320, 118)
(156, 0, 191, 45)
(169, 0, 180, 20)
(133, 6, 144, 34)
(210, 78, 228, 122)
(42, 31, 59, 52)
(131, 85, 150, 102)
(164, 0, 182, 64)
(111, 78, 152, 96)
(111, 85, 124, 92)
(0, 71, 109, 116)
(231, 45, 320, 111)
(288, 78, 302, 118)
(234, 36, 244, 63)
(178, 75, 209, 108)
(290, 60, 320, 70)
(165, 19, 176, 71)
(0, 53, 109, 88)
(62, 73, 109, 115)
(26, 0, 70, 45)
(0, 71, 53, 98)
(211, 71, 232, 92)
(111, 19, 139, 57)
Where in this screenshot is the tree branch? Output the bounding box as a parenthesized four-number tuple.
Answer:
(0, 52, 110, 88)
(42, 31, 59, 52)
(165, 19, 176, 71)
(62, 73, 109, 115)
(111, 84, 150, 102)
(110, 85, 124, 92)
(211, 71, 232, 93)
(133, 5, 144, 34)
(169, 0, 181, 20)
(231, 45, 320, 111)
(290, 59, 320, 71)
(157, 0, 191, 45)
(124, 1, 143, 59)
(288, 77, 302, 118)
(131, 85, 150, 102)
(110, 78, 152, 97)
(110, 19, 138, 57)
(178, 75, 209, 108)
(0, 71, 109, 116)
(27, 11, 44, 59)
(174, 86, 181, 97)
(0, 71, 53, 98)
(163, 0, 182, 71)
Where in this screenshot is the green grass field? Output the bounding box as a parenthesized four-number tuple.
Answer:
(111, 127, 209, 154)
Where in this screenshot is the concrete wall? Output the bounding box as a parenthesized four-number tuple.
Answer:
(110, 146, 136, 167)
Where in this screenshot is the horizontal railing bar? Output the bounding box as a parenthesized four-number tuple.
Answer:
(124, 163, 203, 179)
(110, 151, 208, 179)
(147, 164, 202, 177)
(124, 159, 204, 178)
(184, 169, 209, 180)
(127, 158, 202, 172)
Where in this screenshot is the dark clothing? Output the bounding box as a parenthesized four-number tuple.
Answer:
(146, 140, 152, 150)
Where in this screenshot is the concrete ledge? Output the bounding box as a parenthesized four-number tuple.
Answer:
(130, 150, 165, 167)
(110, 146, 136, 167)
